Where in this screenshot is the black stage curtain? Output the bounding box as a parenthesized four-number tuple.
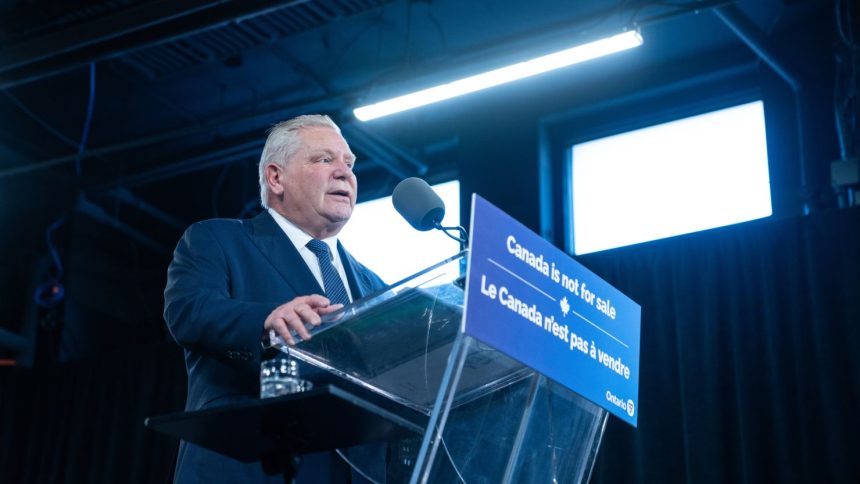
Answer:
(585, 206, 860, 483)
(1, 208, 858, 483)
(0, 343, 186, 484)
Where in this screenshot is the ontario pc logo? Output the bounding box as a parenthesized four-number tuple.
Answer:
(606, 390, 635, 417)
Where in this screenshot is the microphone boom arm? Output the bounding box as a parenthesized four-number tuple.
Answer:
(434, 222, 469, 251)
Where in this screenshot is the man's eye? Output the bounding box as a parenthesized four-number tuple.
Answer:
(320, 158, 332, 164)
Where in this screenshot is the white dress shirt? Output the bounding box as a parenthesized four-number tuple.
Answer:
(267, 208, 354, 302)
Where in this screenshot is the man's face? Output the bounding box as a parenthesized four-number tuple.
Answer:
(271, 125, 357, 238)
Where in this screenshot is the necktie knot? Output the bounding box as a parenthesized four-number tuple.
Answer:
(306, 239, 331, 259)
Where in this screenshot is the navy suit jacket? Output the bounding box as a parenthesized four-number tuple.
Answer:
(164, 211, 386, 483)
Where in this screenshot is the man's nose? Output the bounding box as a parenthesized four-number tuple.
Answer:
(332, 158, 353, 177)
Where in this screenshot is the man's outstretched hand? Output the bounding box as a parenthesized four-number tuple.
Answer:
(264, 295, 343, 345)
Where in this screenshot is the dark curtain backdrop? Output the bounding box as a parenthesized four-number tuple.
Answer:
(587, 206, 860, 483)
(0, 343, 186, 484)
(1, 207, 859, 483)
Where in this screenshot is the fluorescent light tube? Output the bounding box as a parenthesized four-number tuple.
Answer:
(354, 30, 643, 121)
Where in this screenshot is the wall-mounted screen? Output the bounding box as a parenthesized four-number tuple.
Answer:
(571, 101, 771, 255)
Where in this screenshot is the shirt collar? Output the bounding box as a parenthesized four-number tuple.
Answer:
(267, 208, 339, 257)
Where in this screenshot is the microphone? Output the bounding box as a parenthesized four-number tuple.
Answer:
(392, 177, 445, 231)
(392, 177, 469, 250)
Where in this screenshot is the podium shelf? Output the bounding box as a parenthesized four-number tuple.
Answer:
(145, 385, 425, 463)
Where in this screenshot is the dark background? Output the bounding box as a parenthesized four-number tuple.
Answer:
(0, 0, 858, 482)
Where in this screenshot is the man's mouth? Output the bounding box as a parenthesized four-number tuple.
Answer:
(328, 189, 351, 200)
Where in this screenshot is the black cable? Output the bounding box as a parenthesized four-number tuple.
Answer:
(76, 62, 97, 176)
(33, 216, 66, 308)
(31, 63, 97, 307)
(837, 0, 860, 51)
(425, 5, 449, 52)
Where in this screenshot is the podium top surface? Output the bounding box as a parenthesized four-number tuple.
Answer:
(270, 252, 532, 414)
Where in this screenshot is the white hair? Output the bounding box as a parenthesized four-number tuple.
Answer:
(258, 114, 342, 209)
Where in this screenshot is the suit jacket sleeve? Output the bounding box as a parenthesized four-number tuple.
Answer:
(164, 221, 275, 364)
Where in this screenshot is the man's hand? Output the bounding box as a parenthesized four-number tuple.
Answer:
(264, 295, 343, 345)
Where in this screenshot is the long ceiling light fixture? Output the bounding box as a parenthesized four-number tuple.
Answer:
(354, 30, 643, 121)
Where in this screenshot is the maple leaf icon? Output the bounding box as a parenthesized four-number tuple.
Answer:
(560, 296, 570, 317)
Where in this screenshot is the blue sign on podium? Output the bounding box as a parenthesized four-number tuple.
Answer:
(463, 195, 641, 426)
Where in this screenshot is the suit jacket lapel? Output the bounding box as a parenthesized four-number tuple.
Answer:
(247, 212, 324, 297)
(338, 241, 378, 300)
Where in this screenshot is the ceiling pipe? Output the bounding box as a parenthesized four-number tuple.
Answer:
(107, 187, 186, 230)
(92, 144, 262, 190)
(714, 4, 811, 214)
(0, 92, 343, 179)
(74, 197, 170, 255)
(0, 0, 220, 74)
(345, 123, 429, 174)
(340, 126, 414, 179)
(714, 5, 801, 92)
(0, 0, 313, 89)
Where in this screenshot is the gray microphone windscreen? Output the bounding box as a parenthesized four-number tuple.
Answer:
(392, 178, 446, 231)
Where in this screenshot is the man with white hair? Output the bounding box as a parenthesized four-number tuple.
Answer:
(164, 114, 386, 483)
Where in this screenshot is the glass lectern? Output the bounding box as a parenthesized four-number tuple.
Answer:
(271, 251, 608, 483)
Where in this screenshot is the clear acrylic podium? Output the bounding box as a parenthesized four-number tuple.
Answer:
(273, 251, 609, 484)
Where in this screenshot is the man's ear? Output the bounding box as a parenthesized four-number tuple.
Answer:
(265, 163, 284, 196)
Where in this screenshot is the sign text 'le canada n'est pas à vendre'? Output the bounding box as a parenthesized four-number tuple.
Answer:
(464, 195, 641, 426)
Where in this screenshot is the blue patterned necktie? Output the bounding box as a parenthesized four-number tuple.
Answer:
(306, 239, 350, 305)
